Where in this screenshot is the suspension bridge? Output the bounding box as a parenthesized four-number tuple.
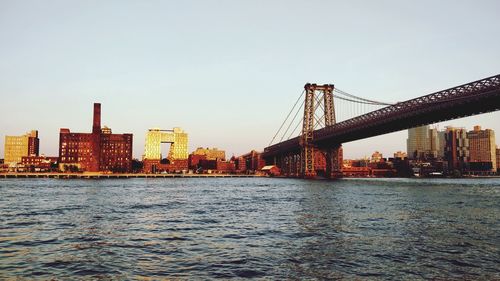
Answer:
(263, 74, 500, 178)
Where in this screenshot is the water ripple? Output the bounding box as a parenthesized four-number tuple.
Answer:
(0, 177, 499, 279)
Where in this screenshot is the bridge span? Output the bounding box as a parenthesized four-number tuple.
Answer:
(263, 74, 500, 178)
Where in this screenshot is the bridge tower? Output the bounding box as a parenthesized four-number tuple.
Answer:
(301, 83, 342, 178)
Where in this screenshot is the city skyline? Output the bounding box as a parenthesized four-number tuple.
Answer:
(1, 1, 500, 159)
(3, 115, 499, 161)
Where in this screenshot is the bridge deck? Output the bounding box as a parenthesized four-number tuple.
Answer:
(264, 74, 500, 157)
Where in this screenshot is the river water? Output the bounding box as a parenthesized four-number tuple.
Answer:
(0, 178, 499, 280)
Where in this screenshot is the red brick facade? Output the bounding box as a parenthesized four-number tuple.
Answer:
(188, 154, 206, 169)
(197, 159, 235, 173)
(58, 103, 133, 173)
(143, 159, 188, 173)
(21, 156, 58, 170)
(239, 150, 265, 172)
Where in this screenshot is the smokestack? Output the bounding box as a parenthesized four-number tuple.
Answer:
(93, 103, 101, 134)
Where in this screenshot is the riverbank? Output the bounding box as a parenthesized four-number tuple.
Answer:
(2, 173, 498, 180)
(0, 172, 260, 179)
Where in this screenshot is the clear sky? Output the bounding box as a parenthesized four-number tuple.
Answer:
(1, 0, 499, 159)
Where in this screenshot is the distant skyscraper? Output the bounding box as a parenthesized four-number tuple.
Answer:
(437, 130, 446, 159)
(407, 125, 445, 160)
(444, 127, 469, 172)
(428, 127, 440, 159)
(467, 126, 496, 172)
(407, 125, 429, 159)
(4, 130, 39, 165)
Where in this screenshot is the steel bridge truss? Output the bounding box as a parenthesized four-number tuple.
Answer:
(264, 74, 500, 178)
(298, 83, 342, 178)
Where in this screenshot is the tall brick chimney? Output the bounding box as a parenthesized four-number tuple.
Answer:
(90, 103, 102, 172)
(93, 103, 101, 134)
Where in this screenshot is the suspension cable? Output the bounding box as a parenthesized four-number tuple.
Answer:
(333, 94, 386, 105)
(287, 117, 303, 140)
(269, 90, 305, 146)
(334, 88, 394, 105)
(279, 99, 305, 143)
(269, 85, 398, 146)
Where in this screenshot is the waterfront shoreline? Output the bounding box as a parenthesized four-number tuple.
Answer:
(0, 172, 260, 179)
(2, 173, 499, 180)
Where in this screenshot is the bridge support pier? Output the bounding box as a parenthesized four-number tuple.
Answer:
(279, 153, 301, 177)
(300, 83, 336, 178)
(324, 145, 343, 179)
(273, 153, 298, 177)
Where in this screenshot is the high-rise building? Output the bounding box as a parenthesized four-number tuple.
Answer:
(407, 125, 445, 160)
(59, 103, 133, 172)
(467, 126, 496, 172)
(407, 125, 429, 159)
(144, 128, 188, 161)
(4, 130, 39, 165)
(428, 128, 440, 159)
(143, 127, 188, 172)
(437, 130, 446, 159)
(444, 127, 469, 172)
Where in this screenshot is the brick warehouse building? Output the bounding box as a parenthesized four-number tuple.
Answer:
(59, 103, 133, 172)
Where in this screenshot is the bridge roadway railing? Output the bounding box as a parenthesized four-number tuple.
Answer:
(264, 74, 500, 157)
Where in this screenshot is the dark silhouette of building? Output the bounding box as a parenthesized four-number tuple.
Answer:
(497, 147, 500, 173)
(58, 103, 133, 172)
